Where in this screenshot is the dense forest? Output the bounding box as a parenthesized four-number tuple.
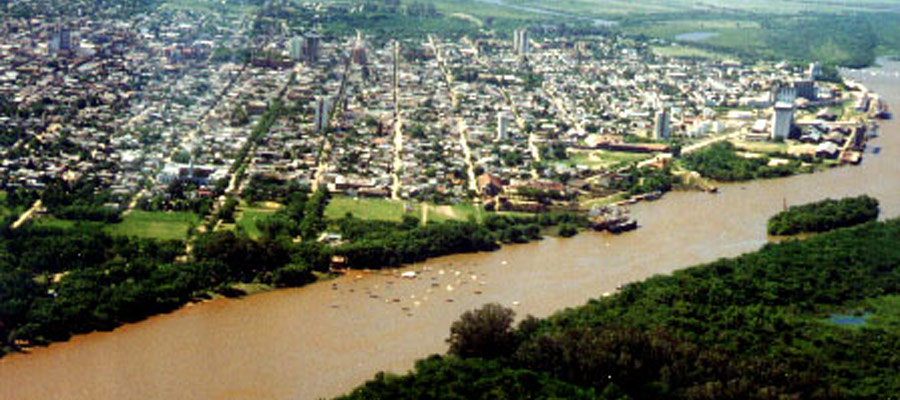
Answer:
(337, 218, 900, 400)
(768, 195, 880, 235)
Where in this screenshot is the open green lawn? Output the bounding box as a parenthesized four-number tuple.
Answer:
(106, 211, 199, 241)
(325, 196, 487, 223)
(235, 206, 279, 239)
(33, 211, 198, 241)
(326, 196, 418, 222)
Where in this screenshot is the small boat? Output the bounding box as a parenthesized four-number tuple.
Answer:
(401, 271, 417, 279)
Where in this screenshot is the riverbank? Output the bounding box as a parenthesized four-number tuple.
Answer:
(2, 56, 899, 400)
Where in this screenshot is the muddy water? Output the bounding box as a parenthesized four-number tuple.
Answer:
(2, 62, 899, 400)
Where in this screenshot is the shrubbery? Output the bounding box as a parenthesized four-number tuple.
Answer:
(767, 195, 880, 235)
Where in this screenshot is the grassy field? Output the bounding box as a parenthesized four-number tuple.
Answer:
(107, 211, 199, 241)
(35, 211, 199, 241)
(325, 196, 486, 223)
(235, 203, 281, 239)
(326, 196, 416, 222)
(565, 149, 652, 170)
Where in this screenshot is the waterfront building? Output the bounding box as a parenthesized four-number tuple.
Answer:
(771, 102, 794, 140)
(808, 62, 822, 80)
(794, 80, 817, 100)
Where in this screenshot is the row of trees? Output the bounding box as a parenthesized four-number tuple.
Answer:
(332, 212, 589, 269)
(339, 216, 900, 399)
(767, 195, 880, 235)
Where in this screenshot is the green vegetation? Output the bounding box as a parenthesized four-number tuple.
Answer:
(613, 165, 676, 196)
(325, 196, 417, 222)
(106, 211, 199, 241)
(338, 217, 900, 399)
(768, 195, 880, 236)
(682, 142, 806, 182)
(332, 212, 587, 269)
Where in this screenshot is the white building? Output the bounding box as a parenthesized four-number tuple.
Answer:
(289, 36, 303, 60)
(513, 29, 530, 55)
(496, 112, 510, 141)
(771, 102, 794, 140)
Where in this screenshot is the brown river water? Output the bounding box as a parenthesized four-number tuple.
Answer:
(2, 62, 900, 400)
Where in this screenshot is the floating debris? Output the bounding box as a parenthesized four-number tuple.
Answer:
(446, 298, 455, 303)
(446, 284, 454, 292)
(413, 301, 421, 307)
(511, 301, 520, 306)
(501, 260, 508, 265)
(392, 298, 401, 303)
(401, 271, 417, 279)
(474, 291, 482, 295)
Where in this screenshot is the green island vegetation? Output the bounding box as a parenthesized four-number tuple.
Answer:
(768, 195, 881, 236)
(337, 216, 900, 400)
(681, 142, 811, 182)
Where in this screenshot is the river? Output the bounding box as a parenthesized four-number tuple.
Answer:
(1, 61, 899, 400)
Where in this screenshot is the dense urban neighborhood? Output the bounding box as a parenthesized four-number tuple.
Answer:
(1, 1, 900, 400)
(0, 0, 888, 235)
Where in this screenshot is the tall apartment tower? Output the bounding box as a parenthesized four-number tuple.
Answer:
(771, 102, 794, 140)
(808, 62, 822, 81)
(654, 109, 670, 140)
(314, 96, 332, 132)
(288, 36, 303, 60)
(513, 29, 530, 55)
(304, 33, 321, 63)
(497, 112, 510, 141)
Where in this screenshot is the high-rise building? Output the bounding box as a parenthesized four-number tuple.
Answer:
(49, 22, 77, 56)
(654, 109, 670, 140)
(314, 96, 332, 132)
(773, 85, 797, 104)
(808, 62, 822, 81)
(793, 80, 816, 100)
(289, 36, 303, 60)
(304, 34, 320, 63)
(497, 112, 510, 141)
(352, 30, 368, 65)
(771, 102, 794, 140)
(513, 29, 530, 55)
